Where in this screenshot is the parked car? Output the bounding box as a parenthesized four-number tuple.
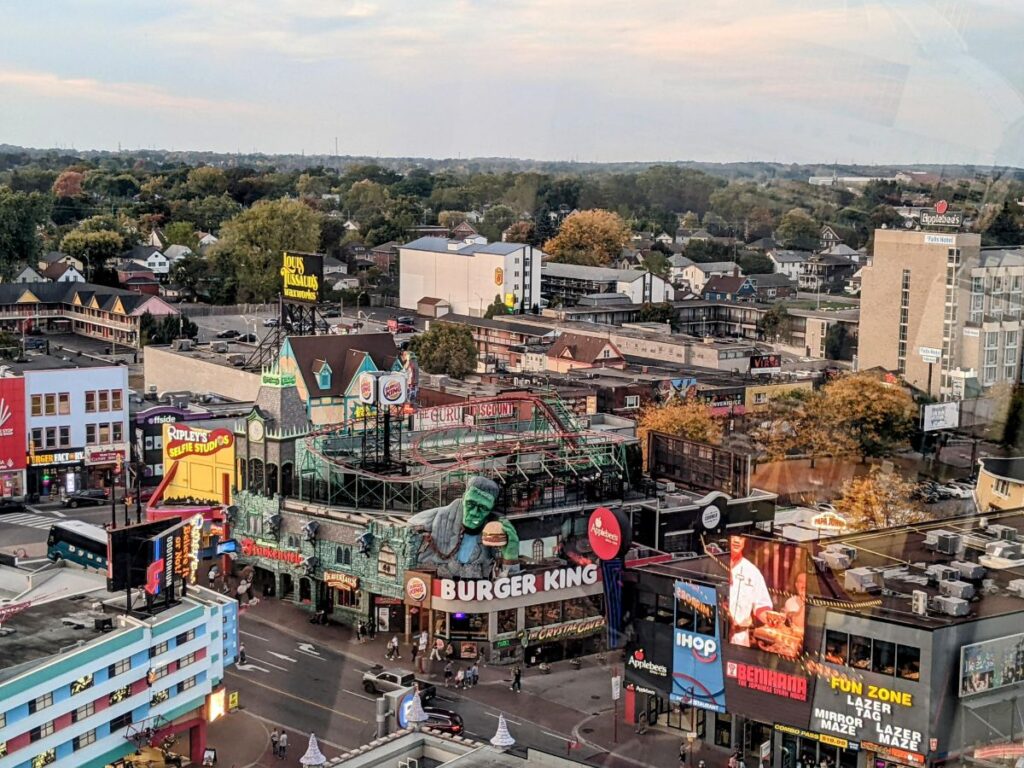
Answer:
(63, 489, 108, 508)
(393, 323, 417, 334)
(941, 484, 972, 499)
(216, 329, 240, 339)
(420, 707, 464, 734)
(361, 668, 436, 702)
(0, 496, 26, 513)
(237, 333, 258, 343)
(263, 317, 279, 327)
(23, 337, 45, 350)
(814, 502, 837, 514)
(396, 316, 416, 326)
(321, 308, 340, 318)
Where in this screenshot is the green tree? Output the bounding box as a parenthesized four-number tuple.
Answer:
(212, 198, 322, 302)
(170, 253, 209, 299)
(0, 187, 50, 270)
(682, 239, 732, 263)
(638, 302, 676, 328)
(738, 252, 773, 274)
(139, 312, 199, 346)
(776, 208, 819, 250)
(759, 304, 791, 342)
(983, 201, 1023, 246)
(409, 323, 478, 378)
(59, 229, 124, 279)
(187, 194, 242, 233)
(296, 173, 331, 199)
(641, 250, 670, 279)
(187, 166, 229, 197)
(478, 205, 518, 242)
(484, 294, 508, 319)
(163, 221, 199, 251)
(543, 209, 629, 266)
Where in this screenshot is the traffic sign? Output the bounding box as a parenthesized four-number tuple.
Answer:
(611, 675, 622, 701)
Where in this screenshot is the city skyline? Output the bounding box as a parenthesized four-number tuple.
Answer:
(2, 0, 1023, 166)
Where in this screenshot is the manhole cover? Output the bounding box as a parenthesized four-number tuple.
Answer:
(591, 695, 601, 700)
(582, 728, 594, 734)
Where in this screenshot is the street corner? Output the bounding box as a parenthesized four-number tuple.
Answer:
(207, 708, 273, 767)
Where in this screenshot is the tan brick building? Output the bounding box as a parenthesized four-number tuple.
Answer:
(859, 229, 989, 397)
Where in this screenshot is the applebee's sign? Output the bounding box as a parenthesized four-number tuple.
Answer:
(627, 648, 668, 677)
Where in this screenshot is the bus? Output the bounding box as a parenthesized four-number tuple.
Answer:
(46, 521, 108, 571)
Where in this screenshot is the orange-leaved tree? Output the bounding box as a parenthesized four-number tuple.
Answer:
(543, 209, 630, 266)
(834, 467, 926, 532)
(637, 399, 722, 469)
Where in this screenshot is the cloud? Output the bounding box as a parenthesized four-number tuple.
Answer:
(0, 68, 258, 114)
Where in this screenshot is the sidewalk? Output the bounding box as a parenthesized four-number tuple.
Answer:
(208, 707, 343, 768)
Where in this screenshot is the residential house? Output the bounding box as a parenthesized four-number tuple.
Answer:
(702, 275, 756, 302)
(11, 264, 43, 283)
(197, 231, 219, 249)
(820, 243, 863, 263)
(819, 224, 845, 251)
(324, 255, 348, 279)
(799, 252, 858, 292)
(546, 333, 626, 373)
(678, 228, 714, 246)
(343, 219, 361, 232)
(417, 297, 450, 318)
(676, 261, 741, 293)
(975, 456, 1024, 511)
(407, 224, 450, 239)
(436, 314, 554, 372)
(370, 240, 401, 275)
(122, 273, 161, 295)
(333, 276, 360, 291)
(747, 273, 797, 302)
(41, 262, 86, 283)
(163, 243, 193, 264)
(37, 250, 84, 275)
(844, 268, 863, 296)
(668, 254, 695, 286)
(451, 221, 480, 240)
(277, 333, 401, 425)
(121, 244, 165, 272)
(767, 249, 811, 280)
(146, 228, 166, 248)
(747, 237, 779, 251)
(541, 262, 673, 306)
(655, 232, 674, 245)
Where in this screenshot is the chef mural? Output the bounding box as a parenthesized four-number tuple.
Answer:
(408, 476, 520, 579)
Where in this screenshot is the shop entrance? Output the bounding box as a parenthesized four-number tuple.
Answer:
(778, 732, 857, 768)
(299, 577, 313, 603)
(666, 701, 707, 735)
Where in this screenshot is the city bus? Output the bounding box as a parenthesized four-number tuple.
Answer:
(46, 521, 108, 571)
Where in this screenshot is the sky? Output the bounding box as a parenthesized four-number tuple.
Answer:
(2, 0, 1024, 166)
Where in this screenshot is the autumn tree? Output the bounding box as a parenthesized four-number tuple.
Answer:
(543, 209, 630, 266)
(822, 373, 917, 459)
(776, 208, 819, 250)
(187, 166, 229, 197)
(834, 468, 927, 532)
(212, 198, 322, 302)
(52, 170, 85, 198)
(503, 220, 535, 244)
(637, 399, 722, 468)
(752, 390, 854, 463)
(409, 323, 478, 378)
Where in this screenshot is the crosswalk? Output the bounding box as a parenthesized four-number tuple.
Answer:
(0, 511, 60, 530)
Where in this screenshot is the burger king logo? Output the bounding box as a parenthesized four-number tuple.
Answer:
(381, 377, 404, 403)
(406, 577, 427, 602)
(359, 374, 375, 403)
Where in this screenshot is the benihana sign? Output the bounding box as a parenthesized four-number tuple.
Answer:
(434, 564, 599, 602)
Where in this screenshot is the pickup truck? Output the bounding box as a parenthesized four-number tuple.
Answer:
(361, 667, 436, 702)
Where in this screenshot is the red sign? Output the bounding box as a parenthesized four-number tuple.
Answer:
(165, 426, 234, 460)
(588, 506, 631, 560)
(935, 200, 949, 215)
(145, 559, 164, 595)
(240, 538, 303, 564)
(725, 661, 808, 701)
(88, 449, 125, 464)
(0, 379, 25, 470)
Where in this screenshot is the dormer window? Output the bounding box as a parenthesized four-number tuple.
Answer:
(315, 361, 332, 390)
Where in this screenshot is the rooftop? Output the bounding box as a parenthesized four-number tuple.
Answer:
(542, 262, 652, 282)
(401, 237, 529, 257)
(435, 313, 554, 338)
(980, 456, 1024, 483)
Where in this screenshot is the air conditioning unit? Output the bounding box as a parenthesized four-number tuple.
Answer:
(1007, 579, 1024, 599)
(927, 564, 960, 583)
(924, 529, 955, 551)
(824, 544, 857, 562)
(911, 590, 928, 616)
(939, 580, 975, 600)
(951, 561, 985, 581)
(844, 567, 883, 594)
(933, 595, 970, 617)
(822, 551, 852, 570)
(986, 541, 1022, 559)
(935, 533, 962, 555)
(989, 525, 1018, 542)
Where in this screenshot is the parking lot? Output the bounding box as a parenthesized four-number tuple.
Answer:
(186, 309, 397, 344)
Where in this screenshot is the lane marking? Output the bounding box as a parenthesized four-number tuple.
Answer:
(484, 712, 522, 725)
(239, 629, 268, 641)
(267, 651, 298, 663)
(235, 663, 270, 674)
(543, 730, 569, 740)
(342, 688, 377, 702)
(246, 655, 289, 672)
(297, 648, 324, 660)
(226, 671, 368, 723)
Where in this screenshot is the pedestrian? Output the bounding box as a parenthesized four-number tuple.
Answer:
(411, 643, 419, 664)
(418, 631, 428, 656)
(386, 635, 401, 660)
(445, 642, 454, 661)
(367, 619, 376, 640)
(510, 664, 522, 692)
(444, 661, 454, 688)
(356, 621, 365, 643)
(278, 731, 288, 760)
(429, 638, 443, 661)
(679, 740, 687, 765)
(454, 667, 465, 689)
(239, 644, 246, 665)
(270, 728, 279, 758)
(468, 661, 479, 687)
(729, 752, 739, 768)
(207, 565, 219, 590)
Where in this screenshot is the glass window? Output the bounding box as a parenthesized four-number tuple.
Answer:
(872, 639, 896, 675)
(525, 603, 544, 629)
(45, 427, 56, 448)
(676, 592, 696, 632)
(176, 629, 196, 645)
(59, 426, 70, 447)
(177, 676, 197, 693)
(449, 612, 487, 639)
(99, 424, 110, 443)
(86, 424, 96, 445)
(73, 729, 96, 750)
(28, 692, 53, 714)
(112, 390, 122, 410)
(110, 712, 132, 731)
(71, 702, 95, 723)
(108, 658, 131, 677)
(825, 630, 848, 664)
(30, 720, 54, 741)
(179, 651, 198, 668)
(113, 423, 123, 442)
(150, 641, 169, 657)
(31, 428, 42, 450)
(58, 393, 70, 415)
(849, 635, 872, 669)
(897, 645, 921, 681)
(695, 602, 716, 636)
(30, 394, 42, 416)
(497, 608, 517, 634)
(44, 394, 56, 415)
(85, 391, 95, 412)
(98, 391, 109, 411)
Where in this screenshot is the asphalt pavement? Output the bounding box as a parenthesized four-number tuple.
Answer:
(0, 496, 123, 559)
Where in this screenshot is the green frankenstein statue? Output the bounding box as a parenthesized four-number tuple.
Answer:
(407, 476, 520, 579)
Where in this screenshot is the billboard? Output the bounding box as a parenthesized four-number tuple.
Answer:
(959, 633, 1024, 697)
(106, 519, 177, 592)
(377, 373, 408, 406)
(922, 401, 959, 432)
(749, 354, 782, 376)
(727, 536, 807, 658)
(0, 378, 25, 471)
(148, 514, 204, 595)
(162, 424, 236, 505)
(357, 372, 378, 404)
(673, 581, 726, 713)
(280, 251, 323, 304)
(587, 506, 632, 560)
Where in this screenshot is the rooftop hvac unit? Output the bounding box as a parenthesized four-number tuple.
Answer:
(935, 533, 962, 555)
(911, 590, 928, 616)
(844, 567, 883, 594)
(824, 544, 857, 562)
(1007, 579, 1024, 598)
(985, 541, 1022, 559)
(988, 525, 1018, 542)
(822, 551, 852, 570)
(939, 580, 975, 600)
(933, 595, 970, 617)
(924, 529, 955, 550)
(951, 561, 986, 581)
(926, 564, 960, 583)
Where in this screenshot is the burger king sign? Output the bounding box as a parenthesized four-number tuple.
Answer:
(377, 373, 408, 406)
(588, 506, 632, 561)
(358, 372, 377, 404)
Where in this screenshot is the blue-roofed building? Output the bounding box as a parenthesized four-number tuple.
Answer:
(399, 236, 543, 317)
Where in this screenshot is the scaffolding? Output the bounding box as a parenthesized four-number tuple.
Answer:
(296, 391, 635, 514)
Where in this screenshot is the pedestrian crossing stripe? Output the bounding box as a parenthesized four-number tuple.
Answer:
(0, 513, 56, 529)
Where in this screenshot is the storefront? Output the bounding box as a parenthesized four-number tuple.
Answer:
(28, 448, 85, 497)
(373, 595, 405, 633)
(404, 564, 606, 665)
(86, 446, 127, 490)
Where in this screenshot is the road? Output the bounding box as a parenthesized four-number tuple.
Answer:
(0, 496, 121, 558)
(183, 305, 423, 345)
